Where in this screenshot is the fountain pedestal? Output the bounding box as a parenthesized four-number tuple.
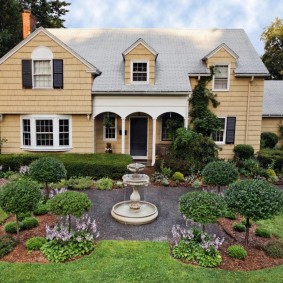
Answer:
(111, 163, 158, 225)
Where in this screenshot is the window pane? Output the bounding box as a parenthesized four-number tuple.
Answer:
(104, 116, 116, 139)
(212, 118, 225, 142)
(59, 119, 69, 146)
(22, 119, 31, 146)
(214, 65, 228, 89)
(215, 66, 228, 78)
(132, 62, 147, 82)
(36, 120, 53, 146)
(33, 60, 52, 88)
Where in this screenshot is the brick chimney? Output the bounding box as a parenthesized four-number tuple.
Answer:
(22, 10, 37, 39)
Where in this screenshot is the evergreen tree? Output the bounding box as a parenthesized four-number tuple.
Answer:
(261, 18, 283, 80)
(20, 0, 71, 28)
(0, 0, 22, 58)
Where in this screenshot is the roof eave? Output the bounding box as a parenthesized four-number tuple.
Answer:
(235, 73, 269, 77)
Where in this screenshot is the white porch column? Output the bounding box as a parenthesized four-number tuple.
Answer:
(184, 117, 189, 129)
(151, 118, 157, 166)
(121, 118, 126, 154)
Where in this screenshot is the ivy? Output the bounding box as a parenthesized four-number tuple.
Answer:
(189, 67, 221, 136)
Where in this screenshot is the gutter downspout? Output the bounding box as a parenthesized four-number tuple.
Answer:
(245, 76, 254, 144)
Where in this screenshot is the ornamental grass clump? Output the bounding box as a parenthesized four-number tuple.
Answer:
(225, 179, 283, 245)
(227, 245, 247, 260)
(171, 225, 224, 267)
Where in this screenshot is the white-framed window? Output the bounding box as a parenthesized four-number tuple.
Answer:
(20, 115, 72, 151)
(213, 65, 229, 91)
(161, 113, 183, 141)
(131, 61, 149, 84)
(33, 60, 52, 88)
(103, 115, 117, 140)
(212, 117, 226, 143)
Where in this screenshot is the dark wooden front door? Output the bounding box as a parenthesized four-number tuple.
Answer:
(130, 117, 148, 156)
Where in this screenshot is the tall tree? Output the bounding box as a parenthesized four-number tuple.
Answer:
(20, 0, 71, 28)
(0, 0, 22, 58)
(261, 18, 283, 80)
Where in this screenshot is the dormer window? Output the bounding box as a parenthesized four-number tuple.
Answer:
(131, 61, 149, 84)
(213, 64, 229, 91)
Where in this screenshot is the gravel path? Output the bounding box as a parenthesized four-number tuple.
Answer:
(85, 186, 228, 241)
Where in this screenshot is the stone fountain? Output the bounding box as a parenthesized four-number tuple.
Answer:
(111, 163, 158, 225)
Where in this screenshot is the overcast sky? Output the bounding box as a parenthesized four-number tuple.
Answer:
(64, 0, 283, 55)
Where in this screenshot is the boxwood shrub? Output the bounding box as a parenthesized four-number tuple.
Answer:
(255, 227, 271, 238)
(0, 153, 132, 179)
(4, 221, 23, 234)
(233, 144, 254, 160)
(26, 237, 47, 251)
(232, 223, 246, 232)
(227, 245, 247, 259)
(257, 149, 283, 172)
(22, 217, 39, 230)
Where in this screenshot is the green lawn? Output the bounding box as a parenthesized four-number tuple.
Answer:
(257, 208, 283, 239)
(0, 241, 282, 283)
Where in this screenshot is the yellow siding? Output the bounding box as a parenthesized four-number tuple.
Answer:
(124, 43, 155, 85)
(0, 31, 93, 114)
(261, 117, 283, 146)
(188, 48, 265, 159)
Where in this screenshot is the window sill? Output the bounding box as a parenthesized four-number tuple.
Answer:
(21, 146, 72, 152)
(214, 142, 225, 145)
(212, 89, 229, 92)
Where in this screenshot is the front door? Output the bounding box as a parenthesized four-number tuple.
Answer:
(130, 117, 148, 157)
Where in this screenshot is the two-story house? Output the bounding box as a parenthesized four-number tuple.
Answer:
(0, 11, 269, 165)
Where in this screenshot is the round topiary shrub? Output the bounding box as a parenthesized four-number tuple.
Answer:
(227, 245, 247, 259)
(232, 223, 246, 232)
(22, 217, 39, 230)
(172, 172, 185, 182)
(48, 191, 92, 232)
(95, 177, 114, 190)
(255, 228, 271, 238)
(18, 212, 32, 222)
(33, 202, 49, 216)
(224, 210, 236, 220)
(0, 179, 41, 241)
(0, 235, 17, 258)
(202, 161, 239, 191)
(29, 157, 67, 198)
(264, 240, 283, 258)
(233, 144, 255, 160)
(4, 221, 23, 234)
(179, 191, 225, 232)
(26, 237, 47, 251)
(260, 132, 280, 149)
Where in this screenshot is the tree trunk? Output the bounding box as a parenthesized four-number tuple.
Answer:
(202, 223, 205, 233)
(68, 215, 71, 233)
(217, 185, 221, 194)
(16, 214, 20, 242)
(45, 181, 50, 199)
(245, 217, 250, 246)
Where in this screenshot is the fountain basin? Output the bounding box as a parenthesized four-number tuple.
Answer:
(111, 201, 158, 225)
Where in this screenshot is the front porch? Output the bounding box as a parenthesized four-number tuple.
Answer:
(93, 95, 189, 165)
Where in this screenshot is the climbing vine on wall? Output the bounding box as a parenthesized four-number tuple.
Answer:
(189, 67, 221, 137)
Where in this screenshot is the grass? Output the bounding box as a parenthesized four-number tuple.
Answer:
(0, 207, 8, 224)
(0, 240, 283, 283)
(256, 208, 283, 239)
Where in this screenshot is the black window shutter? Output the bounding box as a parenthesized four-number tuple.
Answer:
(53, 59, 63, 89)
(225, 117, 236, 144)
(22, 60, 32, 88)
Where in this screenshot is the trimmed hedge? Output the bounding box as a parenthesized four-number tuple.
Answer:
(233, 144, 255, 160)
(257, 149, 283, 172)
(0, 153, 132, 179)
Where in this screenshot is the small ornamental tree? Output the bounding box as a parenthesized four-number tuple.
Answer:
(0, 179, 41, 241)
(48, 191, 92, 232)
(202, 161, 239, 193)
(29, 157, 67, 199)
(225, 179, 283, 245)
(179, 191, 226, 232)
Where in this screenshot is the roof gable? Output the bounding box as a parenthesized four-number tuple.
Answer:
(0, 27, 101, 74)
(122, 38, 158, 60)
(202, 43, 239, 61)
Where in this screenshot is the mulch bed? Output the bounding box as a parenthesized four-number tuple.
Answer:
(0, 214, 57, 263)
(217, 215, 283, 271)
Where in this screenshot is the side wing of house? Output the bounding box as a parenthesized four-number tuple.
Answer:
(190, 45, 265, 158)
(0, 29, 96, 153)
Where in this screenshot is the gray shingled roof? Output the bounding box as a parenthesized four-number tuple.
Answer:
(47, 28, 269, 93)
(263, 81, 283, 116)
